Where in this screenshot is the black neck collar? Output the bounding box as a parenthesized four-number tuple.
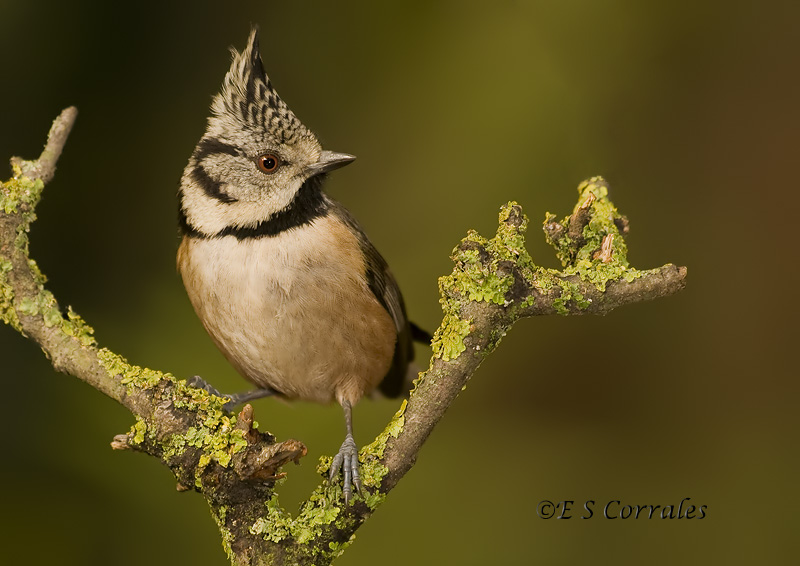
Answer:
(180, 174, 330, 240)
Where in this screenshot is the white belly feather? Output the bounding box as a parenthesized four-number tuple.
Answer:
(177, 215, 397, 405)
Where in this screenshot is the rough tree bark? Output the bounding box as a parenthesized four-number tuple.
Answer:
(0, 108, 686, 565)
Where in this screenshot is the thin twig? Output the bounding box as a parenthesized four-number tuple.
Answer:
(10, 106, 78, 183)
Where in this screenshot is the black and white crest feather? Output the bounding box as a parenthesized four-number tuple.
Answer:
(210, 27, 309, 145)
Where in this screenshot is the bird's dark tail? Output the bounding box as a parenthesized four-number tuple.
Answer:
(410, 322, 433, 344)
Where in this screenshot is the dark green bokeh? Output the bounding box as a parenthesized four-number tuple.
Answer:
(2, 1, 798, 564)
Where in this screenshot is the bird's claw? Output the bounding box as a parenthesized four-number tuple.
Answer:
(329, 433, 362, 504)
(187, 376, 277, 412)
(186, 376, 236, 411)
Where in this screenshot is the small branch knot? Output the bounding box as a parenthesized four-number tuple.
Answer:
(593, 234, 615, 263)
(233, 438, 308, 481)
(235, 403, 261, 444)
(110, 434, 130, 451)
(502, 203, 525, 228)
(566, 191, 596, 250)
(613, 215, 630, 235)
(543, 215, 566, 242)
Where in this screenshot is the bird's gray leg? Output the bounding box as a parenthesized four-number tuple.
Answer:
(329, 400, 362, 503)
(186, 376, 276, 412)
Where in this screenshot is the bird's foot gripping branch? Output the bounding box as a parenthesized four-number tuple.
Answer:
(0, 109, 686, 566)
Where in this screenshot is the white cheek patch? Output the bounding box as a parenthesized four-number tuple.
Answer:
(181, 161, 305, 235)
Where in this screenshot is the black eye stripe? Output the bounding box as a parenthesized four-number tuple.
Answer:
(193, 138, 241, 161)
(190, 164, 237, 204)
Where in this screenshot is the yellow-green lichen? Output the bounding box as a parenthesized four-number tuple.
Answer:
(160, 430, 187, 459)
(185, 419, 248, 471)
(181, 410, 250, 489)
(0, 258, 21, 331)
(100, 349, 246, 484)
(61, 308, 98, 347)
(18, 289, 65, 326)
(97, 348, 171, 391)
(98, 349, 231, 417)
(544, 177, 642, 293)
(1, 175, 44, 257)
(361, 400, 405, 462)
(550, 276, 592, 315)
(211, 505, 235, 562)
(1, 174, 44, 216)
(356, 399, 406, 508)
(327, 539, 354, 561)
(251, 488, 342, 548)
(430, 311, 471, 362)
(124, 404, 248, 487)
(1, 176, 99, 345)
(132, 418, 148, 445)
(249, 401, 407, 555)
(492, 203, 534, 271)
(159, 411, 248, 488)
(259, 486, 358, 561)
(431, 202, 534, 361)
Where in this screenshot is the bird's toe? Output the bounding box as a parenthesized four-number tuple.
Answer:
(329, 433, 361, 504)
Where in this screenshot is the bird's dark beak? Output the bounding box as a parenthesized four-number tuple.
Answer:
(306, 151, 356, 176)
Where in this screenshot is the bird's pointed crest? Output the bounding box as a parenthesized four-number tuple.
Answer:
(211, 27, 310, 144)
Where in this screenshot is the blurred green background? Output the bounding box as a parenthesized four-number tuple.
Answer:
(1, 1, 798, 564)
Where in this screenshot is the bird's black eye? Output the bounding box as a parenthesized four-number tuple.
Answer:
(257, 154, 280, 173)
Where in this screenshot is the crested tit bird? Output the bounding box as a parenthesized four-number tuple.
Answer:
(177, 27, 425, 503)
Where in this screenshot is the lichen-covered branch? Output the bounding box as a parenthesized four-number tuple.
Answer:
(1, 109, 686, 565)
(380, 180, 685, 489)
(9, 106, 78, 184)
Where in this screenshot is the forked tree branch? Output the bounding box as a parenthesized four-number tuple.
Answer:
(0, 109, 686, 565)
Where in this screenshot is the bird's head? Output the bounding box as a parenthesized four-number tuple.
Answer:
(180, 27, 354, 236)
